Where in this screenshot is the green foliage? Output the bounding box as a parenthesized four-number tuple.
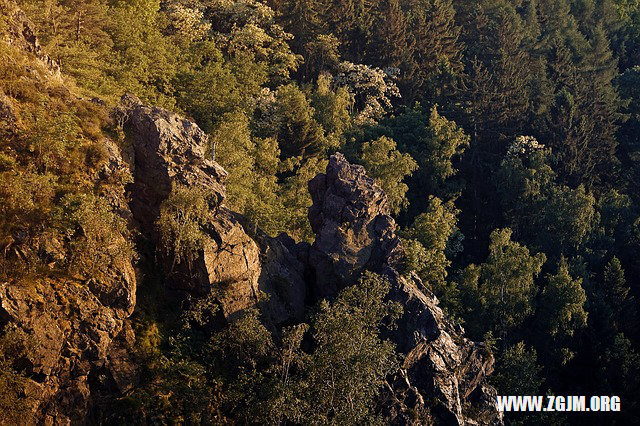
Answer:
(537, 257, 587, 366)
(55, 192, 135, 278)
(0, 325, 32, 424)
(18, 0, 180, 103)
(5, 0, 640, 422)
(460, 228, 546, 339)
(156, 184, 213, 268)
(358, 136, 418, 214)
(23, 109, 82, 173)
(176, 41, 262, 133)
(311, 73, 352, 147)
(603, 257, 630, 311)
(597, 333, 640, 415)
(279, 156, 327, 241)
(405, 0, 463, 102)
(597, 257, 638, 336)
(142, 272, 401, 424)
(212, 111, 283, 232)
(332, 61, 401, 125)
(616, 66, 640, 200)
(300, 34, 341, 80)
(212, 110, 320, 240)
(375, 105, 469, 213)
(366, 0, 415, 91)
(540, 258, 588, 338)
(300, 271, 401, 424)
(458, 0, 536, 145)
(496, 136, 596, 257)
(205, 0, 301, 85)
(402, 196, 461, 311)
(492, 341, 543, 396)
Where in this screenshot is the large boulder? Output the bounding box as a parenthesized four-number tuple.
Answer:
(307, 153, 404, 299)
(307, 154, 502, 425)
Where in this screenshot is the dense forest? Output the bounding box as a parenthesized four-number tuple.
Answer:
(1, 0, 640, 424)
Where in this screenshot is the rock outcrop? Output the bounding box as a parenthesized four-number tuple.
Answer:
(119, 95, 306, 325)
(0, 0, 503, 423)
(0, 145, 137, 424)
(307, 153, 404, 299)
(306, 154, 502, 425)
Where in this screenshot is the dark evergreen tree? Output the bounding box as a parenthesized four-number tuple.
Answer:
(282, 0, 325, 52)
(322, 0, 376, 62)
(404, 0, 463, 104)
(366, 0, 412, 69)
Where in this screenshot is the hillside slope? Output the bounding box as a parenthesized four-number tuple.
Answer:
(0, 1, 500, 424)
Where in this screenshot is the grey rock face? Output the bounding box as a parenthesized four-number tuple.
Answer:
(307, 154, 502, 425)
(308, 153, 404, 299)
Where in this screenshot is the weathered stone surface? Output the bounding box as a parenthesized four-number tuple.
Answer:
(308, 153, 404, 299)
(118, 94, 227, 237)
(0, 271, 136, 423)
(249, 230, 307, 325)
(307, 154, 502, 425)
(0, 124, 136, 424)
(0, 7, 137, 422)
(104, 321, 139, 395)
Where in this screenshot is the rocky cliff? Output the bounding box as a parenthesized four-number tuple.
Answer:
(0, 101, 501, 424)
(0, 0, 61, 80)
(117, 94, 307, 326)
(114, 98, 501, 424)
(306, 154, 501, 425)
(0, 2, 501, 423)
(0, 113, 137, 424)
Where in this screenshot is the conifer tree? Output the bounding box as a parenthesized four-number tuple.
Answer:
(322, 0, 375, 62)
(282, 0, 324, 52)
(366, 0, 418, 100)
(602, 257, 637, 335)
(459, 1, 533, 148)
(366, 0, 414, 70)
(544, 25, 623, 185)
(406, 0, 463, 103)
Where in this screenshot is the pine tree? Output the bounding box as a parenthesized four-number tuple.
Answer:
(536, 1, 624, 186)
(366, 0, 413, 69)
(602, 257, 637, 335)
(282, 0, 324, 52)
(274, 84, 329, 159)
(405, 0, 463, 104)
(365, 0, 416, 100)
(544, 26, 623, 186)
(459, 1, 533, 147)
(322, 0, 376, 62)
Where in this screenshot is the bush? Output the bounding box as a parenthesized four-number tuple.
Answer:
(55, 193, 135, 278)
(156, 185, 213, 268)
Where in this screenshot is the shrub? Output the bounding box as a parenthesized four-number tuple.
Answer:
(156, 185, 213, 268)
